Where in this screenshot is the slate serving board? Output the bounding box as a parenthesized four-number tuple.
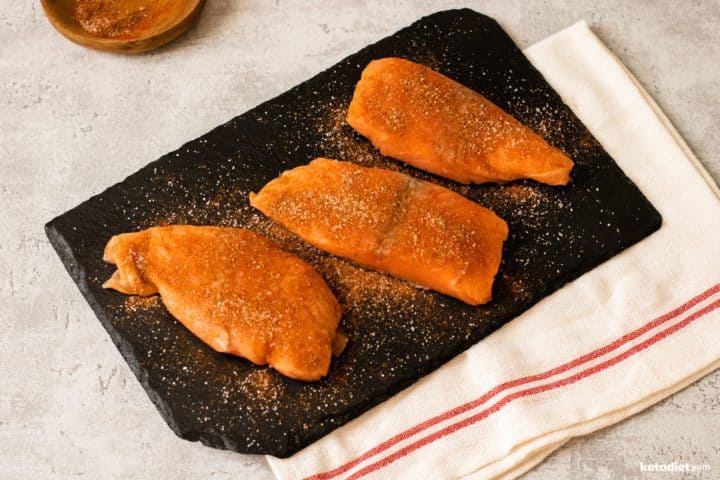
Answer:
(46, 9, 662, 457)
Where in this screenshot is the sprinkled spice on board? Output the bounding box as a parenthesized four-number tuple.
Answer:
(322, 256, 422, 308)
(122, 294, 162, 313)
(318, 106, 391, 169)
(239, 369, 283, 400)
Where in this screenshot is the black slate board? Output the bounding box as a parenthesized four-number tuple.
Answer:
(46, 9, 662, 457)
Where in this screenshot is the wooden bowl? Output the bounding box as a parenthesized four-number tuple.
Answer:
(40, 0, 206, 54)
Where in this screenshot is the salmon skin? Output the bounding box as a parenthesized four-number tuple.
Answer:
(347, 57, 574, 185)
(103, 225, 344, 381)
(250, 159, 509, 305)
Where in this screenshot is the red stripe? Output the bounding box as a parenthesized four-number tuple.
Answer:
(346, 298, 720, 480)
(305, 284, 720, 480)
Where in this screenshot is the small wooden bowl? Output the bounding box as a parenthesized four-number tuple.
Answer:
(40, 0, 206, 54)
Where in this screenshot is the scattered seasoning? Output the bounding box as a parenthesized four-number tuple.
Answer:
(317, 106, 391, 169)
(239, 369, 282, 400)
(122, 294, 162, 313)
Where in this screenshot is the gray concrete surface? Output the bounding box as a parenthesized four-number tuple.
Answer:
(1, 1, 718, 478)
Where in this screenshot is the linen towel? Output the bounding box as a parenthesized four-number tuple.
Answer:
(267, 21, 720, 480)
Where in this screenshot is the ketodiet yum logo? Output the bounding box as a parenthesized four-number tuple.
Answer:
(639, 461, 711, 473)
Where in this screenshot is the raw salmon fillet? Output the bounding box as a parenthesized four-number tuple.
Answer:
(347, 57, 574, 185)
(250, 158, 509, 305)
(103, 225, 344, 381)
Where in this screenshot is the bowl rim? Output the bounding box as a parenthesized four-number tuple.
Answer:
(39, 0, 207, 53)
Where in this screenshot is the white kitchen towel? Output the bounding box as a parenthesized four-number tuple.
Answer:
(267, 21, 720, 480)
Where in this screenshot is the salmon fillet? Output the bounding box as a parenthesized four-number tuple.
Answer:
(347, 57, 574, 185)
(103, 225, 344, 381)
(250, 159, 509, 305)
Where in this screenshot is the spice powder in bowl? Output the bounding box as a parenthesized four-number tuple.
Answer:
(74, 0, 184, 40)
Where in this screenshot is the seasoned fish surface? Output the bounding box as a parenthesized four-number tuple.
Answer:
(103, 225, 343, 381)
(250, 158, 508, 305)
(347, 57, 574, 185)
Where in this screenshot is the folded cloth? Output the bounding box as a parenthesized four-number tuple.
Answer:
(267, 21, 720, 480)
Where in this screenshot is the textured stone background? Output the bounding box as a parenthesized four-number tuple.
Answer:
(1, 1, 718, 479)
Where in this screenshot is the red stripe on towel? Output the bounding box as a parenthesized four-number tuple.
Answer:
(346, 297, 720, 479)
(305, 284, 720, 480)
